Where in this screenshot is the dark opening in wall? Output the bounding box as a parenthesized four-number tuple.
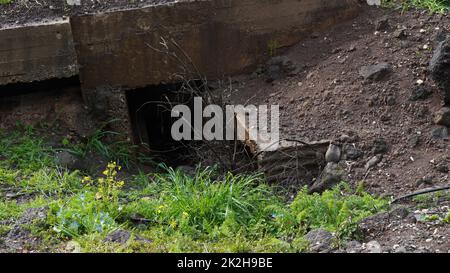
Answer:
(0, 76, 81, 98)
(0, 76, 88, 134)
(126, 82, 202, 166)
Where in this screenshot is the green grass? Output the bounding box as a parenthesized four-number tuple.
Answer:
(0, 127, 389, 252)
(0, 0, 12, 5)
(382, 0, 450, 13)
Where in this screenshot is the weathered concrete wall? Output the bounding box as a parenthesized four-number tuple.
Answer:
(71, 0, 360, 92)
(0, 20, 78, 85)
(68, 0, 360, 140)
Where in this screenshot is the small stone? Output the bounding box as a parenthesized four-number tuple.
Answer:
(393, 28, 407, 39)
(431, 126, 449, 139)
(366, 240, 382, 253)
(394, 246, 407, 253)
(416, 175, 434, 186)
(104, 230, 131, 244)
(409, 86, 433, 101)
(434, 107, 450, 127)
(309, 162, 344, 194)
(372, 138, 389, 154)
(375, 16, 390, 31)
(265, 56, 298, 82)
(365, 155, 382, 171)
(389, 207, 409, 220)
(325, 144, 341, 163)
(56, 151, 82, 170)
(408, 135, 421, 148)
(65, 241, 82, 253)
(436, 163, 449, 173)
(345, 241, 362, 253)
(305, 229, 334, 252)
(343, 144, 363, 160)
(359, 63, 392, 81)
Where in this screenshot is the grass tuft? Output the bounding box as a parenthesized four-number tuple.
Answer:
(382, 0, 450, 13)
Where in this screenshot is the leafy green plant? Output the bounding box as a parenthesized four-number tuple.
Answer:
(274, 183, 389, 242)
(48, 163, 127, 238)
(49, 191, 120, 238)
(443, 211, 450, 224)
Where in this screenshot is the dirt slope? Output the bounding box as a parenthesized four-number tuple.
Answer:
(228, 6, 450, 252)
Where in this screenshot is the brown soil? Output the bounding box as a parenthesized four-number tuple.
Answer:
(228, 6, 450, 252)
(0, 0, 177, 27)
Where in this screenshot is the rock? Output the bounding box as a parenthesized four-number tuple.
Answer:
(359, 62, 392, 81)
(393, 28, 407, 39)
(436, 163, 449, 173)
(409, 86, 433, 101)
(365, 155, 382, 171)
(416, 175, 434, 186)
(103, 229, 152, 244)
(375, 16, 390, 31)
(345, 241, 362, 253)
(389, 207, 409, 220)
(104, 230, 131, 244)
(394, 246, 407, 253)
(66, 0, 81, 6)
(309, 162, 344, 194)
(372, 138, 389, 154)
(365, 240, 382, 253)
(358, 212, 389, 239)
(265, 56, 298, 82)
(325, 144, 341, 163)
(367, 0, 381, 6)
(430, 35, 450, 105)
(65, 240, 82, 253)
(431, 126, 449, 139)
(408, 135, 421, 148)
(56, 151, 81, 170)
(305, 229, 334, 252)
(434, 107, 450, 127)
(342, 144, 363, 160)
(435, 30, 448, 43)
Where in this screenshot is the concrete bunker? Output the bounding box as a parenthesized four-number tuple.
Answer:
(0, 0, 361, 178)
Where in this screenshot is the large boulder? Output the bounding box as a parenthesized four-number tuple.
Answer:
(430, 35, 450, 105)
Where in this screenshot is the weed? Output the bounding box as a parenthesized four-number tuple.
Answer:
(382, 0, 450, 13)
(82, 162, 125, 202)
(444, 211, 450, 224)
(48, 191, 120, 238)
(1, 128, 388, 252)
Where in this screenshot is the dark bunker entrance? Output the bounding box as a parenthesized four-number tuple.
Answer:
(126, 82, 202, 167)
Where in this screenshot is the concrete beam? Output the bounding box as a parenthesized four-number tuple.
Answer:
(70, 0, 360, 92)
(0, 20, 78, 85)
